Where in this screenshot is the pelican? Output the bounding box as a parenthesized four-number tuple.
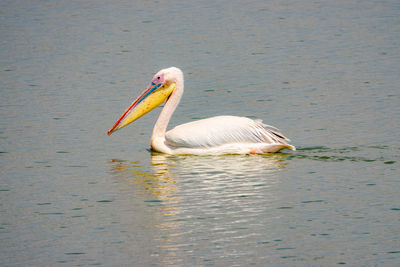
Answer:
(108, 67, 295, 155)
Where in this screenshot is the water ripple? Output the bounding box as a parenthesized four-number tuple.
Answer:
(289, 145, 397, 164)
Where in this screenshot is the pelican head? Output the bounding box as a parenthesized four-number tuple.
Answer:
(108, 67, 183, 135)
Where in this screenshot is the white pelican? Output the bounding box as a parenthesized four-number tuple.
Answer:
(108, 67, 295, 155)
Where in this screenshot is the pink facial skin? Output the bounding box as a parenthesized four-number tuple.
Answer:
(151, 73, 164, 85)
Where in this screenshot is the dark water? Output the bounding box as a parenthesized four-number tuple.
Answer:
(1, 0, 399, 266)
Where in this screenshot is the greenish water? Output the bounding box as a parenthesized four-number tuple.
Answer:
(1, 0, 399, 266)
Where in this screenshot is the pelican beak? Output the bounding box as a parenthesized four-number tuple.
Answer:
(108, 82, 176, 135)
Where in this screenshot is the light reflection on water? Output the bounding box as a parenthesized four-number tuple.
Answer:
(109, 153, 291, 265)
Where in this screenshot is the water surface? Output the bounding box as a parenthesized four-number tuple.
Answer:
(1, 0, 399, 266)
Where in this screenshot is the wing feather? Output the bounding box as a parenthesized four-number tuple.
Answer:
(165, 116, 290, 148)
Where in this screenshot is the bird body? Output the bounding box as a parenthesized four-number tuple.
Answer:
(108, 67, 295, 155)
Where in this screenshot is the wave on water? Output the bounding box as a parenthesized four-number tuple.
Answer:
(287, 145, 397, 164)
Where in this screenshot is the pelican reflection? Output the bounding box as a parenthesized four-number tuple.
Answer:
(110, 153, 290, 210)
(109, 153, 291, 265)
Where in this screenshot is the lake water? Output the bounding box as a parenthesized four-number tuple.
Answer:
(1, 0, 399, 266)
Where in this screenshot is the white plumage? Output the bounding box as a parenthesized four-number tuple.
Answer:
(166, 116, 292, 148)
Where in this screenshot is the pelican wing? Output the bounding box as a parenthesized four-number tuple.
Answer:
(165, 116, 291, 148)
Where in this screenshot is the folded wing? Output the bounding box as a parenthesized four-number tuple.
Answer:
(165, 115, 292, 149)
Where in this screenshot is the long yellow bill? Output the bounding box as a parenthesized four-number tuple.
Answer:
(108, 82, 176, 135)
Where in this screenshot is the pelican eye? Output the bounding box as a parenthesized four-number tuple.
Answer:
(152, 74, 164, 85)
